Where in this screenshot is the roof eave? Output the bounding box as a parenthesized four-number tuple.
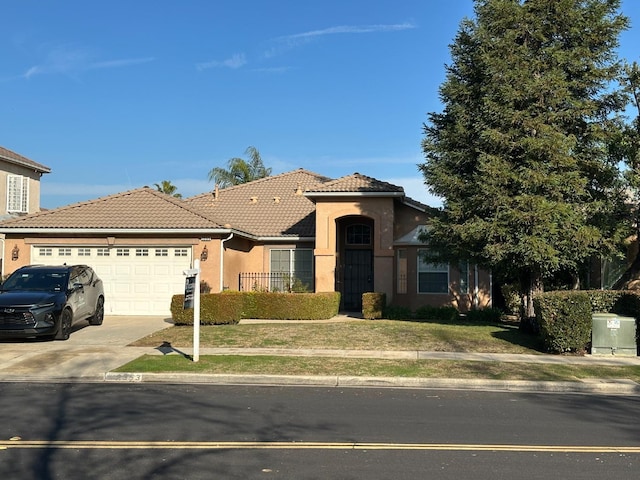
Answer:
(0, 228, 234, 235)
(304, 191, 405, 198)
(0, 156, 51, 174)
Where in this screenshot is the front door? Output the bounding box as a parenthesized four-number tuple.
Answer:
(343, 249, 373, 311)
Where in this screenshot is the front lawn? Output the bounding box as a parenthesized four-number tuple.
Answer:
(129, 319, 544, 354)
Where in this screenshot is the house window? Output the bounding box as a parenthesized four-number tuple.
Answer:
(175, 249, 188, 257)
(97, 248, 110, 257)
(78, 248, 91, 256)
(346, 224, 371, 245)
(58, 248, 72, 257)
(397, 249, 407, 294)
(417, 249, 449, 294)
(459, 261, 469, 294)
(38, 247, 52, 256)
(270, 249, 313, 291)
(116, 248, 130, 257)
(155, 249, 168, 257)
(136, 248, 149, 257)
(6, 175, 28, 213)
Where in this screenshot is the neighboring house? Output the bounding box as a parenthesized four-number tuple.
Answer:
(0, 169, 492, 316)
(0, 146, 51, 219)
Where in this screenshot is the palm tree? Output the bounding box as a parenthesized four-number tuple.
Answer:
(154, 180, 182, 198)
(208, 146, 272, 187)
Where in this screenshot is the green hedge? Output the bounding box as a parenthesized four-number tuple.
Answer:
(534, 290, 640, 354)
(534, 291, 592, 354)
(170, 291, 246, 325)
(171, 291, 341, 325)
(248, 292, 340, 320)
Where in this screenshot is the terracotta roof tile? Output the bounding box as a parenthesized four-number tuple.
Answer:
(0, 145, 51, 173)
(0, 169, 427, 237)
(0, 188, 223, 230)
(186, 169, 332, 237)
(307, 172, 404, 194)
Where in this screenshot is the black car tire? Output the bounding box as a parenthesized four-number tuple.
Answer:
(55, 309, 73, 341)
(89, 297, 105, 326)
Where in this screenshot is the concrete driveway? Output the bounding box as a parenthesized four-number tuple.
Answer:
(0, 316, 173, 381)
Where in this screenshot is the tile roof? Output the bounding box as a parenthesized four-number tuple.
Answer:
(306, 172, 404, 194)
(186, 169, 331, 237)
(0, 169, 425, 237)
(0, 146, 51, 173)
(0, 187, 223, 230)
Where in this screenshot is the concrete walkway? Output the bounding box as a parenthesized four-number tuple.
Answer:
(1, 315, 639, 395)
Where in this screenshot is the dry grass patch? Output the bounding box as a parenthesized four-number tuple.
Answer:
(130, 319, 543, 354)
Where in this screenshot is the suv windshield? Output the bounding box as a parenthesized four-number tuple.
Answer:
(1, 271, 68, 292)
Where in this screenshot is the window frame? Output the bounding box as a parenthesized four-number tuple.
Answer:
(417, 249, 450, 294)
(6, 174, 29, 213)
(269, 248, 314, 291)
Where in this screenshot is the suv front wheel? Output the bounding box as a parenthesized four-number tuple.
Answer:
(55, 309, 73, 341)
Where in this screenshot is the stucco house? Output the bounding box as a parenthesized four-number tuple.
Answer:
(0, 169, 492, 316)
(0, 146, 51, 219)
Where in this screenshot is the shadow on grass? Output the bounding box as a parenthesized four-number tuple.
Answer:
(491, 324, 545, 352)
(392, 316, 546, 353)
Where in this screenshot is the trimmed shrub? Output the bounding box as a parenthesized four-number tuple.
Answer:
(170, 291, 341, 324)
(171, 291, 245, 325)
(362, 292, 386, 319)
(248, 292, 340, 320)
(534, 291, 592, 353)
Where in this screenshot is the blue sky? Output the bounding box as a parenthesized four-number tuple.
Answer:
(2, 0, 640, 210)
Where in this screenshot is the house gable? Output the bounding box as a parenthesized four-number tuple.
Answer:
(0, 146, 51, 217)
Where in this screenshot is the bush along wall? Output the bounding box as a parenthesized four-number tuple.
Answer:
(170, 291, 341, 325)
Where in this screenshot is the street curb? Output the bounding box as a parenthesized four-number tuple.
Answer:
(103, 372, 640, 395)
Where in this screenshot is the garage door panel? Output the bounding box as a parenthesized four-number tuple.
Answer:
(31, 245, 193, 315)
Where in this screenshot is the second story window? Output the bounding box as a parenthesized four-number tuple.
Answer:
(7, 175, 28, 213)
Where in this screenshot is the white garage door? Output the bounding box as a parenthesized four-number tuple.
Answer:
(32, 245, 193, 316)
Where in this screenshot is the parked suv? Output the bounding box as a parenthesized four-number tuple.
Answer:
(0, 265, 105, 340)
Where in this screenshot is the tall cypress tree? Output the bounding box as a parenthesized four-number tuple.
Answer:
(420, 0, 629, 325)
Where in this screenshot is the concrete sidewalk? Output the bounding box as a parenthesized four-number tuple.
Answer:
(1, 315, 639, 395)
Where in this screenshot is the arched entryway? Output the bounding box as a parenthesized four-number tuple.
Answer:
(336, 216, 374, 311)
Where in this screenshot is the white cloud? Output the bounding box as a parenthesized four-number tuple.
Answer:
(265, 22, 416, 58)
(22, 44, 154, 79)
(284, 22, 416, 41)
(90, 57, 155, 69)
(196, 53, 247, 71)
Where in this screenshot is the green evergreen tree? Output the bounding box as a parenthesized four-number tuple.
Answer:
(611, 61, 640, 288)
(208, 146, 272, 187)
(419, 0, 629, 326)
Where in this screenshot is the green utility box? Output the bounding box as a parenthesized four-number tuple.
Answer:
(591, 313, 637, 356)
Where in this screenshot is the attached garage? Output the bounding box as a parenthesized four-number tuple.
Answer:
(0, 187, 226, 317)
(32, 245, 193, 315)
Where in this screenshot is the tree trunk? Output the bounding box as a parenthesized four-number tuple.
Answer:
(519, 272, 543, 333)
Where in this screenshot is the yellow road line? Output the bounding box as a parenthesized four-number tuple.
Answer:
(1, 440, 640, 453)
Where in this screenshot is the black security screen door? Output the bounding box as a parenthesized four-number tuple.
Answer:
(343, 249, 373, 311)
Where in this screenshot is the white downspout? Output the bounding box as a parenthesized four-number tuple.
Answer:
(220, 233, 234, 292)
